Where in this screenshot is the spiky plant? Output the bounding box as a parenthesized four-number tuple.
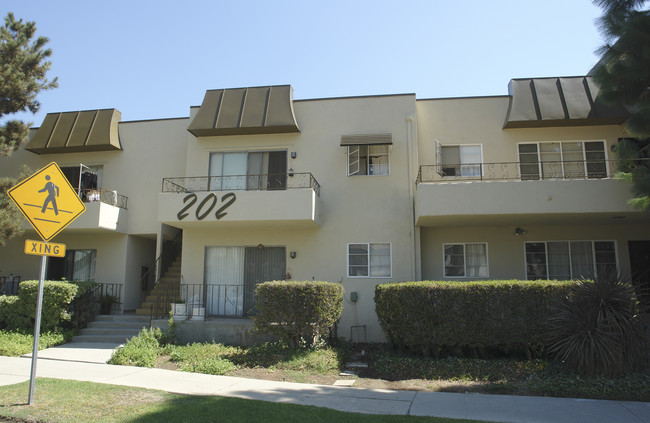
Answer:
(546, 275, 649, 376)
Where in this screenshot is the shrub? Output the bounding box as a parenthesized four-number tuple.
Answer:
(0, 295, 21, 330)
(546, 276, 649, 376)
(108, 328, 162, 367)
(254, 281, 344, 347)
(0, 280, 78, 331)
(375, 280, 575, 357)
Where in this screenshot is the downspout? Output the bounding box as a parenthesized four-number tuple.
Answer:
(405, 114, 420, 281)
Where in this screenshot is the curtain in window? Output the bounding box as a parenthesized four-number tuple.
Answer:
(369, 243, 391, 277)
(561, 142, 585, 178)
(368, 146, 389, 175)
(72, 250, 96, 281)
(540, 143, 563, 178)
(465, 243, 488, 278)
(594, 241, 617, 277)
(570, 241, 594, 279)
(460, 146, 482, 177)
(204, 247, 245, 316)
(547, 242, 570, 280)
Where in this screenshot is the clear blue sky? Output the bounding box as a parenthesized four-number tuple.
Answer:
(4, 0, 607, 125)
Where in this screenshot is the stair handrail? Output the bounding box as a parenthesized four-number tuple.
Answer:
(139, 231, 182, 326)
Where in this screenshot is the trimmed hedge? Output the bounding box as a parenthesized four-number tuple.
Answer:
(254, 281, 344, 347)
(0, 280, 78, 331)
(375, 280, 575, 357)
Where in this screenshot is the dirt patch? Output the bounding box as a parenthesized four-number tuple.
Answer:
(156, 356, 180, 371)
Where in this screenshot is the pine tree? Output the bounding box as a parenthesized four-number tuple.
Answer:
(0, 12, 57, 246)
(591, 0, 650, 209)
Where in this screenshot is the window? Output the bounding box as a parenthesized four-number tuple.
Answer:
(444, 243, 488, 278)
(209, 151, 287, 191)
(525, 241, 617, 280)
(439, 145, 482, 177)
(518, 141, 606, 180)
(347, 243, 391, 277)
(347, 145, 390, 176)
(61, 165, 103, 201)
(204, 246, 286, 316)
(47, 249, 96, 281)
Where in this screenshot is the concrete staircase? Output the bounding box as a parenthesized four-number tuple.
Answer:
(71, 314, 149, 344)
(135, 256, 182, 317)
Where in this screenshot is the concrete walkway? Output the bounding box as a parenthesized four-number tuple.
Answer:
(0, 344, 648, 423)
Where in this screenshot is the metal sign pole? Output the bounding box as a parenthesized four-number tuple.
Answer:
(28, 254, 47, 405)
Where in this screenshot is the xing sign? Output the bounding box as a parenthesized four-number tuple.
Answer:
(8, 162, 86, 241)
(24, 239, 66, 257)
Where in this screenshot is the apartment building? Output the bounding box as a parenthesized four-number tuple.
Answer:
(1, 78, 648, 343)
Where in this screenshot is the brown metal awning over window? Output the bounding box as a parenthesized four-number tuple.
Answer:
(503, 76, 630, 128)
(188, 85, 300, 137)
(340, 133, 393, 146)
(26, 109, 122, 154)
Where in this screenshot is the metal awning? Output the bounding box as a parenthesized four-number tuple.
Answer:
(188, 85, 300, 137)
(340, 133, 393, 146)
(26, 109, 122, 154)
(503, 76, 630, 128)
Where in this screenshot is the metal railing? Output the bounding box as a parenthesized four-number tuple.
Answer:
(416, 159, 640, 183)
(152, 283, 255, 320)
(78, 188, 128, 209)
(0, 276, 21, 295)
(162, 173, 321, 196)
(95, 283, 123, 312)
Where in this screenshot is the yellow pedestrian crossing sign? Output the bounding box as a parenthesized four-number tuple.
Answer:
(7, 162, 86, 242)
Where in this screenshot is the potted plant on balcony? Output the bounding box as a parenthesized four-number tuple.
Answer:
(170, 299, 187, 317)
(99, 294, 118, 314)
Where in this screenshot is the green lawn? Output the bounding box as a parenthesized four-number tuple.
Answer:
(0, 379, 486, 423)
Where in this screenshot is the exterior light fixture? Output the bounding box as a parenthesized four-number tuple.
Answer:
(514, 227, 526, 236)
(290, 251, 296, 259)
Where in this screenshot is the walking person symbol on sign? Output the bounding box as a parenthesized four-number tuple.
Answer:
(39, 175, 59, 215)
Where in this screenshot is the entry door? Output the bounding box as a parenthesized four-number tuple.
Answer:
(629, 241, 650, 311)
(244, 247, 286, 315)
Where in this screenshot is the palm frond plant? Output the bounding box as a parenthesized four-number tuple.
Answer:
(546, 274, 649, 376)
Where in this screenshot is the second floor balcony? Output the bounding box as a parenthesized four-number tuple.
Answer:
(415, 159, 644, 227)
(67, 188, 129, 232)
(416, 159, 629, 183)
(158, 173, 321, 228)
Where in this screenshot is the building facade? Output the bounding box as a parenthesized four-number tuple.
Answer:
(1, 79, 648, 343)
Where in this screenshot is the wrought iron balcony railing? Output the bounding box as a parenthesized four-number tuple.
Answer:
(417, 159, 647, 183)
(162, 173, 321, 196)
(78, 188, 128, 209)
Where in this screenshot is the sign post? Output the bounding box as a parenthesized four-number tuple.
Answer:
(7, 162, 85, 405)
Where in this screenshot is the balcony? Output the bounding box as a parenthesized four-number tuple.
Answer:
(415, 159, 643, 227)
(67, 188, 129, 232)
(158, 173, 321, 228)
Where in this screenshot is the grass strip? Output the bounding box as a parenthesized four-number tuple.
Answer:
(0, 378, 485, 423)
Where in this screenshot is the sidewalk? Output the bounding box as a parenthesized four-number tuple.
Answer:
(0, 344, 648, 423)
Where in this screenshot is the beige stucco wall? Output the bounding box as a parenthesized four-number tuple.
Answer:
(415, 96, 627, 170)
(124, 235, 157, 310)
(420, 223, 650, 281)
(170, 95, 418, 342)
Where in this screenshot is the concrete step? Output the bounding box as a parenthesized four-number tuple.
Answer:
(80, 327, 143, 337)
(87, 320, 148, 330)
(93, 314, 150, 324)
(71, 334, 136, 344)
